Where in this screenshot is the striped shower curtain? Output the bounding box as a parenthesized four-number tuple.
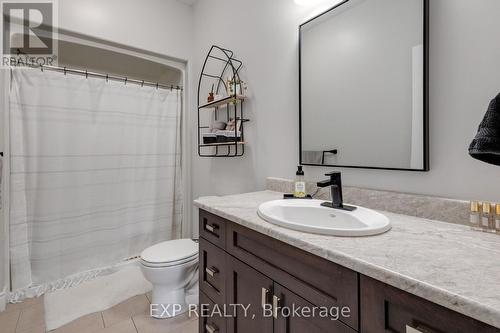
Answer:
(8, 69, 183, 300)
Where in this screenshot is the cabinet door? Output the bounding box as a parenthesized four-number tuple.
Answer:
(273, 283, 356, 333)
(226, 219, 359, 330)
(226, 256, 274, 333)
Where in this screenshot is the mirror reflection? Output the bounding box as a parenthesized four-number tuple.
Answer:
(300, 0, 428, 170)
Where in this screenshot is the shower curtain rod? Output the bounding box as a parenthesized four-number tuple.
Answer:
(23, 64, 183, 91)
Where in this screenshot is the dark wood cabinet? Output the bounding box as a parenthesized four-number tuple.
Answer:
(225, 218, 359, 330)
(226, 255, 274, 333)
(198, 209, 500, 333)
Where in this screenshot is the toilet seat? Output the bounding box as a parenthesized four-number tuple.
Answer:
(140, 239, 198, 268)
(140, 253, 198, 268)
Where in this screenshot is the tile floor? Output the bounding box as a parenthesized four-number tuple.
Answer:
(0, 293, 198, 333)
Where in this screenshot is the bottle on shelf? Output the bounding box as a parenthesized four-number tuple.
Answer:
(481, 202, 492, 229)
(470, 201, 480, 227)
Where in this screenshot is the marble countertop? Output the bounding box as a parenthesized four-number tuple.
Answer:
(194, 190, 500, 329)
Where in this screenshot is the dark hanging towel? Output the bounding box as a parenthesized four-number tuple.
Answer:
(469, 93, 500, 166)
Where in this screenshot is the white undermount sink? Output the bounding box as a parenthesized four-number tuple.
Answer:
(257, 199, 391, 237)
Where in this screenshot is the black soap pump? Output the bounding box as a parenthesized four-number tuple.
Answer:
(294, 166, 306, 198)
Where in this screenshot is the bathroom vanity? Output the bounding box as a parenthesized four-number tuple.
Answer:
(195, 191, 500, 333)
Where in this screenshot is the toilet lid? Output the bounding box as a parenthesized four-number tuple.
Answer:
(140, 239, 198, 264)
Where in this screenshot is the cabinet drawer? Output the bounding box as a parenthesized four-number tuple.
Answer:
(200, 210, 226, 249)
(274, 283, 357, 333)
(200, 291, 227, 333)
(199, 238, 226, 305)
(226, 222, 359, 331)
(360, 275, 500, 333)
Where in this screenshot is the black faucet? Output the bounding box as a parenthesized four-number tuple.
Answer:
(316, 172, 356, 211)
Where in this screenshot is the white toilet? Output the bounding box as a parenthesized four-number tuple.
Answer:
(139, 239, 199, 319)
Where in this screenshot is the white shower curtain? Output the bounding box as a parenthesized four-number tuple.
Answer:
(8, 69, 183, 299)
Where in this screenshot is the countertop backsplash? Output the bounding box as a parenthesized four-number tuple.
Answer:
(266, 177, 470, 226)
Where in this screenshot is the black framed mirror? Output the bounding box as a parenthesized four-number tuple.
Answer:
(299, 0, 429, 171)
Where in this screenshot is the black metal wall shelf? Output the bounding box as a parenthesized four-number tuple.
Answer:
(199, 94, 245, 109)
(197, 46, 249, 157)
(200, 142, 246, 147)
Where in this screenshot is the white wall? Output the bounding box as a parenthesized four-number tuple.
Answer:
(191, 0, 306, 232)
(58, 0, 193, 61)
(192, 0, 500, 220)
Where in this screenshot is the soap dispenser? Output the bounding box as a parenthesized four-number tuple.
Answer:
(294, 166, 306, 198)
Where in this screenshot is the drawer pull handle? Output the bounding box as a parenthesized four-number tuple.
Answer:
(261, 287, 269, 308)
(205, 223, 219, 233)
(406, 325, 436, 333)
(205, 323, 219, 333)
(205, 266, 219, 277)
(272, 295, 281, 319)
